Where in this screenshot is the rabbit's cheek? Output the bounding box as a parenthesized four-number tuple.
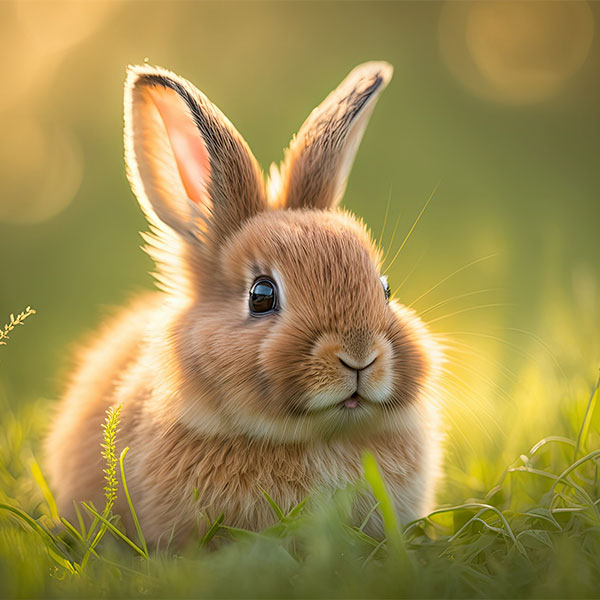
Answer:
(382, 304, 442, 408)
(357, 348, 395, 404)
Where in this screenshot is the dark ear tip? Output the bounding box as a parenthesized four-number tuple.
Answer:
(125, 64, 179, 92)
(351, 61, 394, 90)
(374, 61, 394, 85)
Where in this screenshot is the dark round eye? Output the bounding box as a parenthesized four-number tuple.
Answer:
(249, 277, 278, 315)
(380, 275, 391, 303)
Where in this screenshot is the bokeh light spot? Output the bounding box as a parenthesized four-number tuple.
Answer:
(439, 1, 595, 104)
(0, 116, 83, 224)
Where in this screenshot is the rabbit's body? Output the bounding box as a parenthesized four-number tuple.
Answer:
(47, 62, 443, 546)
(48, 293, 439, 546)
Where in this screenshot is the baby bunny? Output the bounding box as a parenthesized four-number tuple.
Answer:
(46, 61, 443, 547)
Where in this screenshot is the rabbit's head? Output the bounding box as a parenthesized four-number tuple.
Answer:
(124, 63, 441, 442)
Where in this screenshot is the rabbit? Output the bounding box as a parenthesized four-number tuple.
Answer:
(45, 61, 443, 548)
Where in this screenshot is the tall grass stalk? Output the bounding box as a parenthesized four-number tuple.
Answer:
(0, 306, 36, 346)
(80, 405, 122, 569)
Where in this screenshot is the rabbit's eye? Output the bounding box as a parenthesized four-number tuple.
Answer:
(249, 277, 278, 315)
(380, 275, 391, 303)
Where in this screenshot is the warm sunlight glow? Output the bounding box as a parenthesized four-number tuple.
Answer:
(0, 2, 114, 222)
(439, 0, 595, 104)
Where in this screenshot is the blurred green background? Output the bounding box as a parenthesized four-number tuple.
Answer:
(0, 1, 598, 497)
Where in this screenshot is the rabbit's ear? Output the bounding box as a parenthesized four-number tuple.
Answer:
(124, 65, 266, 246)
(271, 62, 392, 211)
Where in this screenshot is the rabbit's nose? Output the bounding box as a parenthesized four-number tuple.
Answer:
(336, 351, 378, 372)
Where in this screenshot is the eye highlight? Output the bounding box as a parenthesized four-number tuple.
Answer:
(380, 275, 391, 303)
(249, 277, 278, 315)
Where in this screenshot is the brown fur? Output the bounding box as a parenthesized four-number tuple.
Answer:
(45, 62, 443, 547)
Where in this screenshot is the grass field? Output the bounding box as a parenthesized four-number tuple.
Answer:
(1, 303, 599, 599)
(1, 2, 599, 598)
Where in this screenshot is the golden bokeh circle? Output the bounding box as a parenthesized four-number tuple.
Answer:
(0, 116, 83, 224)
(439, 1, 595, 104)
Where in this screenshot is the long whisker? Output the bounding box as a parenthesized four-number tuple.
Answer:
(422, 377, 491, 452)
(439, 338, 519, 382)
(435, 371, 503, 439)
(419, 288, 502, 318)
(504, 327, 568, 382)
(438, 330, 540, 364)
(429, 377, 500, 445)
(381, 211, 403, 266)
(389, 253, 425, 300)
(377, 185, 393, 253)
(426, 303, 511, 326)
(408, 253, 499, 309)
(383, 183, 438, 275)
(439, 358, 513, 406)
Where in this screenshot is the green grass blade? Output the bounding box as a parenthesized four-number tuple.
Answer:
(60, 517, 98, 556)
(552, 450, 600, 494)
(359, 500, 381, 532)
(361, 451, 411, 570)
(200, 513, 224, 547)
(362, 538, 387, 567)
(1, 503, 56, 545)
(0, 503, 77, 571)
(361, 452, 398, 534)
(81, 502, 147, 557)
(423, 502, 527, 556)
(529, 436, 577, 456)
(574, 375, 600, 460)
(261, 488, 285, 521)
(219, 525, 271, 542)
(344, 524, 382, 548)
(73, 501, 87, 538)
(46, 546, 78, 574)
(30, 458, 60, 524)
(286, 497, 307, 519)
(119, 447, 149, 558)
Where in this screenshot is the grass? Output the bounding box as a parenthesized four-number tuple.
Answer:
(1, 309, 599, 599)
(0, 307, 36, 346)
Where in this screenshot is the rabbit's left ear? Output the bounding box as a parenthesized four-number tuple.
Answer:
(124, 65, 266, 247)
(270, 62, 392, 211)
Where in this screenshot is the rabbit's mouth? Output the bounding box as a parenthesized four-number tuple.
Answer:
(295, 392, 373, 415)
(340, 392, 362, 409)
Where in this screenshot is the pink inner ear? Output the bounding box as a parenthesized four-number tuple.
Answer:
(148, 87, 211, 206)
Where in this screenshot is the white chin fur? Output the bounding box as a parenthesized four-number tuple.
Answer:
(305, 388, 355, 412)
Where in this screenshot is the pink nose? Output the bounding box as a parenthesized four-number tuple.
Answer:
(336, 352, 378, 372)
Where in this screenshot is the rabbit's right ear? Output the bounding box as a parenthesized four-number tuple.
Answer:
(124, 66, 267, 247)
(270, 62, 392, 211)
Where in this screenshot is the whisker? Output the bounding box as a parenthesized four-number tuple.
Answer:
(434, 373, 502, 441)
(408, 253, 500, 309)
(438, 365, 502, 412)
(439, 338, 519, 383)
(426, 303, 511, 326)
(381, 211, 403, 266)
(389, 252, 425, 299)
(429, 378, 499, 446)
(438, 330, 541, 364)
(439, 359, 513, 406)
(383, 183, 438, 275)
(377, 185, 393, 253)
(435, 345, 514, 421)
(504, 327, 568, 382)
(419, 288, 502, 318)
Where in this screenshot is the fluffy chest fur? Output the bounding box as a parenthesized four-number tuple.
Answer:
(122, 412, 429, 546)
